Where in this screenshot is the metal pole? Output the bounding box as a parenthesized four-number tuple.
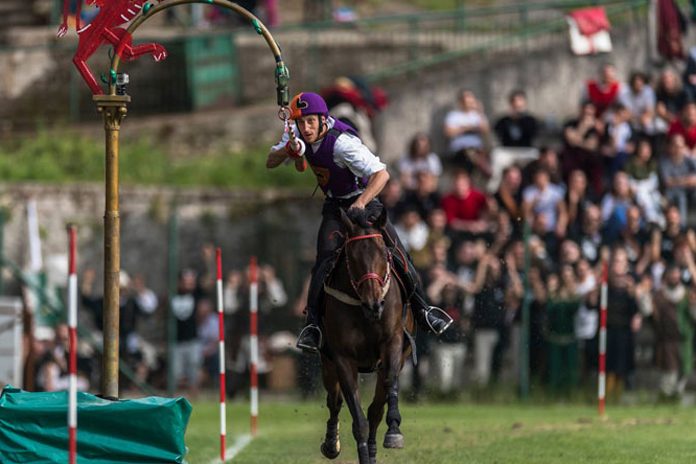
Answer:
(519, 222, 531, 399)
(167, 200, 179, 397)
(67, 225, 78, 464)
(598, 261, 608, 417)
(216, 249, 227, 462)
(94, 94, 130, 400)
(249, 256, 259, 437)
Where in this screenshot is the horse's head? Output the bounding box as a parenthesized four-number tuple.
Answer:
(340, 205, 391, 321)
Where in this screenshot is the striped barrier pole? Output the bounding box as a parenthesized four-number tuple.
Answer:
(249, 257, 259, 437)
(67, 225, 78, 464)
(598, 260, 608, 417)
(216, 248, 226, 462)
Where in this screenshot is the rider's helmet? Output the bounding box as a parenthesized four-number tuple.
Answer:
(289, 92, 329, 120)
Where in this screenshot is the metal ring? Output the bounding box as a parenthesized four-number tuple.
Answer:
(278, 107, 291, 121)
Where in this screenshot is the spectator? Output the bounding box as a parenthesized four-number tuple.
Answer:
(646, 266, 696, 398)
(655, 68, 688, 132)
(394, 205, 429, 254)
(584, 63, 624, 117)
(683, 46, 696, 102)
(441, 170, 490, 237)
(570, 204, 604, 266)
(667, 102, 696, 153)
(465, 254, 506, 387)
(399, 170, 441, 222)
(543, 266, 582, 393)
(81, 268, 157, 387)
(379, 178, 404, 222)
(522, 167, 567, 239)
(523, 146, 564, 187)
(601, 103, 634, 177)
(605, 248, 642, 395)
(617, 205, 652, 275)
(618, 71, 656, 135)
(600, 172, 635, 244)
(626, 138, 664, 227)
(443, 89, 491, 178)
(197, 298, 219, 388)
(171, 269, 203, 397)
(494, 165, 523, 237)
(426, 267, 468, 395)
(35, 324, 90, 392)
(397, 133, 442, 190)
(565, 169, 593, 235)
(651, 204, 693, 267)
(673, 237, 696, 289)
(493, 89, 539, 147)
(562, 102, 604, 195)
(660, 134, 696, 222)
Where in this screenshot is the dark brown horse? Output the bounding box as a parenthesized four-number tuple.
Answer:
(318, 207, 415, 464)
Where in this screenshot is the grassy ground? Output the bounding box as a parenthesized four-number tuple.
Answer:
(185, 396, 696, 464)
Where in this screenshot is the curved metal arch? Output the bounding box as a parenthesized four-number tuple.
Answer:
(109, 0, 286, 96)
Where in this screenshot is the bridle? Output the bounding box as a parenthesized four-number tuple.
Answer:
(344, 233, 392, 302)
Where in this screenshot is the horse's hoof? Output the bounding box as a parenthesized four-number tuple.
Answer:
(383, 433, 404, 449)
(320, 439, 341, 459)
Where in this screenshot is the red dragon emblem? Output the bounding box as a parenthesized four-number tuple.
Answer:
(58, 0, 168, 95)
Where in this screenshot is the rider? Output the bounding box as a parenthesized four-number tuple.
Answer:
(267, 92, 453, 353)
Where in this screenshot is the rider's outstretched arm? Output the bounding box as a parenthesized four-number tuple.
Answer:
(266, 148, 289, 169)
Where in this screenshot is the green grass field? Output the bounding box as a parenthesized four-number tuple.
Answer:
(184, 396, 696, 464)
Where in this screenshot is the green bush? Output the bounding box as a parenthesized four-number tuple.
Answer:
(0, 131, 315, 190)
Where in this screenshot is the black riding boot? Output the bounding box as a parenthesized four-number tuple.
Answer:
(296, 256, 335, 353)
(297, 306, 322, 354)
(391, 250, 453, 336)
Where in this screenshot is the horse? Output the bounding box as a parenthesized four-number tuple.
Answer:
(318, 207, 415, 464)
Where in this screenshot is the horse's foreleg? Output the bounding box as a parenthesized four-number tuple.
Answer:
(335, 358, 370, 464)
(320, 359, 342, 460)
(367, 370, 387, 464)
(383, 339, 405, 449)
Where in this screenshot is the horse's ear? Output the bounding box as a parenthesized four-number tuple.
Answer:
(373, 205, 388, 229)
(339, 208, 355, 232)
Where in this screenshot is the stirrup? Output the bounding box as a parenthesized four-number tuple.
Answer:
(296, 324, 323, 353)
(425, 306, 454, 336)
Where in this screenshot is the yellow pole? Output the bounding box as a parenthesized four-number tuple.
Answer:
(93, 94, 130, 399)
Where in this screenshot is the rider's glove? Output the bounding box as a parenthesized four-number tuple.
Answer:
(285, 139, 305, 159)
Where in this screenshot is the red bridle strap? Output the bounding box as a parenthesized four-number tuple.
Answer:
(343, 233, 391, 299)
(345, 233, 384, 245)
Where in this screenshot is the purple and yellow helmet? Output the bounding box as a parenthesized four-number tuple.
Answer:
(289, 92, 329, 120)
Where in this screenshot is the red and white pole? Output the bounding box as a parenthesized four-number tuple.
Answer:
(249, 256, 259, 437)
(67, 226, 78, 464)
(598, 260, 608, 417)
(216, 248, 226, 462)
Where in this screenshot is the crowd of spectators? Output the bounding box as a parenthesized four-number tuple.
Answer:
(383, 61, 696, 400)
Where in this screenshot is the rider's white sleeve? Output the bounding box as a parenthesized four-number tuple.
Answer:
(333, 133, 386, 179)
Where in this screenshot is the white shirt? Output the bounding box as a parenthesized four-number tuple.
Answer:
(444, 109, 487, 152)
(272, 117, 386, 198)
(522, 183, 566, 231)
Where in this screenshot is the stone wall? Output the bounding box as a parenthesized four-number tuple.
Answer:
(0, 183, 322, 298)
(1, 17, 654, 159)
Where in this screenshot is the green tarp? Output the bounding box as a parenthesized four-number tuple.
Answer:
(0, 386, 192, 463)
